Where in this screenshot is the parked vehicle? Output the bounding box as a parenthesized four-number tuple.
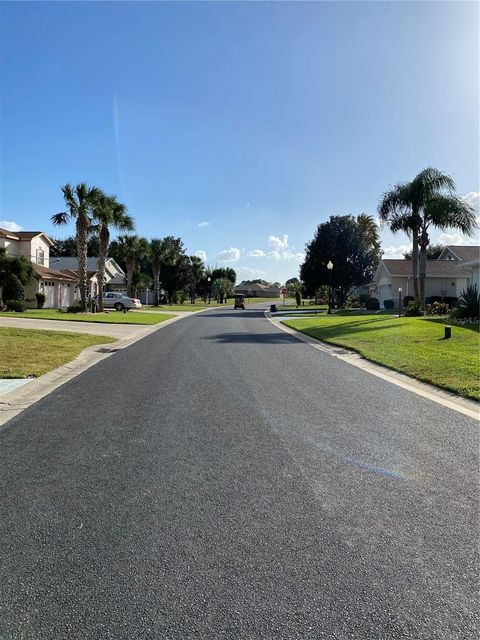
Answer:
(98, 292, 142, 311)
(234, 294, 245, 310)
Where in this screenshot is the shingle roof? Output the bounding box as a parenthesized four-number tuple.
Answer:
(381, 259, 467, 277)
(443, 246, 480, 262)
(0, 228, 20, 239)
(33, 264, 77, 282)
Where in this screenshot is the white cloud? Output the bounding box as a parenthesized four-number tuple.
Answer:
(216, 247, 241, 262)
(198, 221, 210, 228)
(237, 266, 267, 277)
(249, 249, 265, 257)
(263, 233, 304, 261)
(268, 234, 289, 250)
(437, 231, 480, 247)
(382, 244, 411, 259)
(463, 191, 480, 213)
(0, 220, 22, 231)
(195, 250, 208, 261)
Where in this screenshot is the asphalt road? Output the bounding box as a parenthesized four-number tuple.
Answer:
(0, 305, 478, 639)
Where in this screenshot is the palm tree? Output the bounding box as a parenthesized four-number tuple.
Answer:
(148, 238, 166, 307)
(91, 193, 134, 311)
(379, 182, 422, 302)
(188, 255, 205, 303)
(114, 235, 149, 297)
(378, 168, 476, 304)
(51, 183, 102, 310)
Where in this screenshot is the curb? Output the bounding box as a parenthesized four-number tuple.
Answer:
(0, 314, 185, 428)
(265, 312, 480, 421)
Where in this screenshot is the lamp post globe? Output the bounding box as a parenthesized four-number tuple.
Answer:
(326, 261, 333, 314)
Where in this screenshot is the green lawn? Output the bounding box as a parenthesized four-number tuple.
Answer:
(282, 314, 480, 401)
(0, 309, 173, 325)
(0, 327, 116, 378)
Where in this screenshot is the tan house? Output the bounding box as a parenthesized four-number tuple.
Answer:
(234, 282, 281, 298)
(0, 228, 77, 308)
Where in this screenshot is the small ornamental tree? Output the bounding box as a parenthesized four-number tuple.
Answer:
(2, 273, 25, 303)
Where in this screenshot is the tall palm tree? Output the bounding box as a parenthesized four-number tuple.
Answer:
(115, 235, 149, 297)
(379, 182, 422, 302)
(188, 255, 205, 303)
(51, 183, 102, 310)
(378, 167, 476, 304)
(148, 238, 166, 307)
(91, 193, 134, 311)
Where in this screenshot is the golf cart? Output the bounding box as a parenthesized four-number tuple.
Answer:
(234, 294, 246, 310)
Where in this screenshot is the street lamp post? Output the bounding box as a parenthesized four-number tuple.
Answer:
(207, 276, 211, 304)
(398, 287, 403, 317)
(327, 260, 333, 314)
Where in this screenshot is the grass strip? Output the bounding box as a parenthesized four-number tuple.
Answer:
(283, 314, 480, 401)
(0, 327, 116, 378)
(0, 310, 173, 325)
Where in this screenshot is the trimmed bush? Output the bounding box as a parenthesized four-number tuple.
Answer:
(365, 297, 380, 310)
(35, 291, 46, 309)
(403, 295, 414, 307)
(359, 293, 369, 306)
(5, 299, 26, 312)
(383, 299, 395, 309)
(405, 301, 424, 317)
(2, 273, 24, 303)
(67, 304, 84, 314)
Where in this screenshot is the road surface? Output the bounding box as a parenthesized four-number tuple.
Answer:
(0, 305, 478, 639)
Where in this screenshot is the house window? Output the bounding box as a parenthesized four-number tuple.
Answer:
(36, 248, 45, 265)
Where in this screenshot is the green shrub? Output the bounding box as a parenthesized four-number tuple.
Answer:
(295, 290, 301, 307)
(35, 291, 46, 309)
(2, 273, 24, 303)
(5, 299, 26, 312)
(67, 304, 83, 314)
(383, 299, 395, 309)
(403, 295, 414, 307)
(405, 301, 424, 317)
(452, 284, 479, 319)
(365, 297, 380, 310)
(359, 294, 369, 306)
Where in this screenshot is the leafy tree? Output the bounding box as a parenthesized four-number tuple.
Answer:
(285, 277, 301, 292)
(51, 183, 102, 310)
(0, 248, 35, 289)
(158, 237, 190, 303)
(188, 255, 205, 303)
(148, 238, 166, 307)
(379, 167, 476, 304)
(131, 271, 152, 298)
(211, 267, 236, 284)
(50, 235, 100, 257)
(91, 193, 134, 311)
(111, 235, 149, 297)
(2, 273, 25, 303)
(300, 214, 382, 304)
(403, 243, 444, 260)
(212, 277, 234, 303)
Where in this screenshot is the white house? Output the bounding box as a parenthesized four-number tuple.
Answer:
(235, 282, 281, 298)
(0, 228, 77, 308)
(438, 245, 480, 291)
(370, 259, 470, 308)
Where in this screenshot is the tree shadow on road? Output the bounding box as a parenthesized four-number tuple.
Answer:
(205, 332, 299, 344)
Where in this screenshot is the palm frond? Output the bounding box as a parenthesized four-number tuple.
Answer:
(51, 212, 70, 225)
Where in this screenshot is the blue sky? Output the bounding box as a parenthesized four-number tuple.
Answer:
(1, 1, 478, 283)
